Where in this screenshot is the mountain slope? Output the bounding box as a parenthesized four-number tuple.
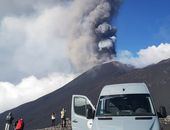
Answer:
(0, 62, 132, 130)
(1, 59, 170, 130)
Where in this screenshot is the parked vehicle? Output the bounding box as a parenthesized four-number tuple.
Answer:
(71, 83, 167, 130)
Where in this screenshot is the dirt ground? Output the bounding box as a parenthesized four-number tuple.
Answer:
(160, 117, 170, 130)
(161, 124, 170, 130)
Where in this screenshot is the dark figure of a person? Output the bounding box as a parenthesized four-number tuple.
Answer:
(15, 118, 24, 130)
(61, 108, 66, 128)
(51, 112, 56, 126)
(4, 112, 14, 130)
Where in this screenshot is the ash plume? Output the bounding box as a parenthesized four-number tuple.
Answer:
(68, 0, 121, 72)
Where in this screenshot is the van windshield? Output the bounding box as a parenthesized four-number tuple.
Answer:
(96, 94, 155, 116)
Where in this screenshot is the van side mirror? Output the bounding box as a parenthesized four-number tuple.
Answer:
(86, 108, 95, 119)
(158, 106, 167, 118)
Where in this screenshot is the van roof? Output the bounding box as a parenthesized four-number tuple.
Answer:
(100, 83, 150, 96)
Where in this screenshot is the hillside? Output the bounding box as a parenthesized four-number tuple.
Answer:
(0, 59, 170, 130)
(0, 62, 132, 130)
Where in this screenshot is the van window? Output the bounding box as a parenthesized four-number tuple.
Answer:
(96, 94, 155, 116)
(74, 97, 86, 116)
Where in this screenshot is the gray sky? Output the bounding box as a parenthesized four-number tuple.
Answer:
(0, 0, 75, 82)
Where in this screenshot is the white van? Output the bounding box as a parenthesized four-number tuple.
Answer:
(71, 83, 167, 130)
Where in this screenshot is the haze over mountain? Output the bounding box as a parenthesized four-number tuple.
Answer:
(0, 59, 170, 130)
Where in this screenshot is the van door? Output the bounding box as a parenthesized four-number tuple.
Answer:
(71, 95, 95, 130)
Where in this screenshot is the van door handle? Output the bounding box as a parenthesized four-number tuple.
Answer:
(135, 117, 153, 120)
(72, 120, 78, 123)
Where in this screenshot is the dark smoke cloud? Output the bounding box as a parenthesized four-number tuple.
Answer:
(68, 0, 121, 71)
(94, 0, 120, 56)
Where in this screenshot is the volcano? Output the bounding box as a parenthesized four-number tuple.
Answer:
(0, 59, 170, 130)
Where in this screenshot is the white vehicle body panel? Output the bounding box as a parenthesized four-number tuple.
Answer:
(100, 83, 150, 96)
(71, 95, 95, 130)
